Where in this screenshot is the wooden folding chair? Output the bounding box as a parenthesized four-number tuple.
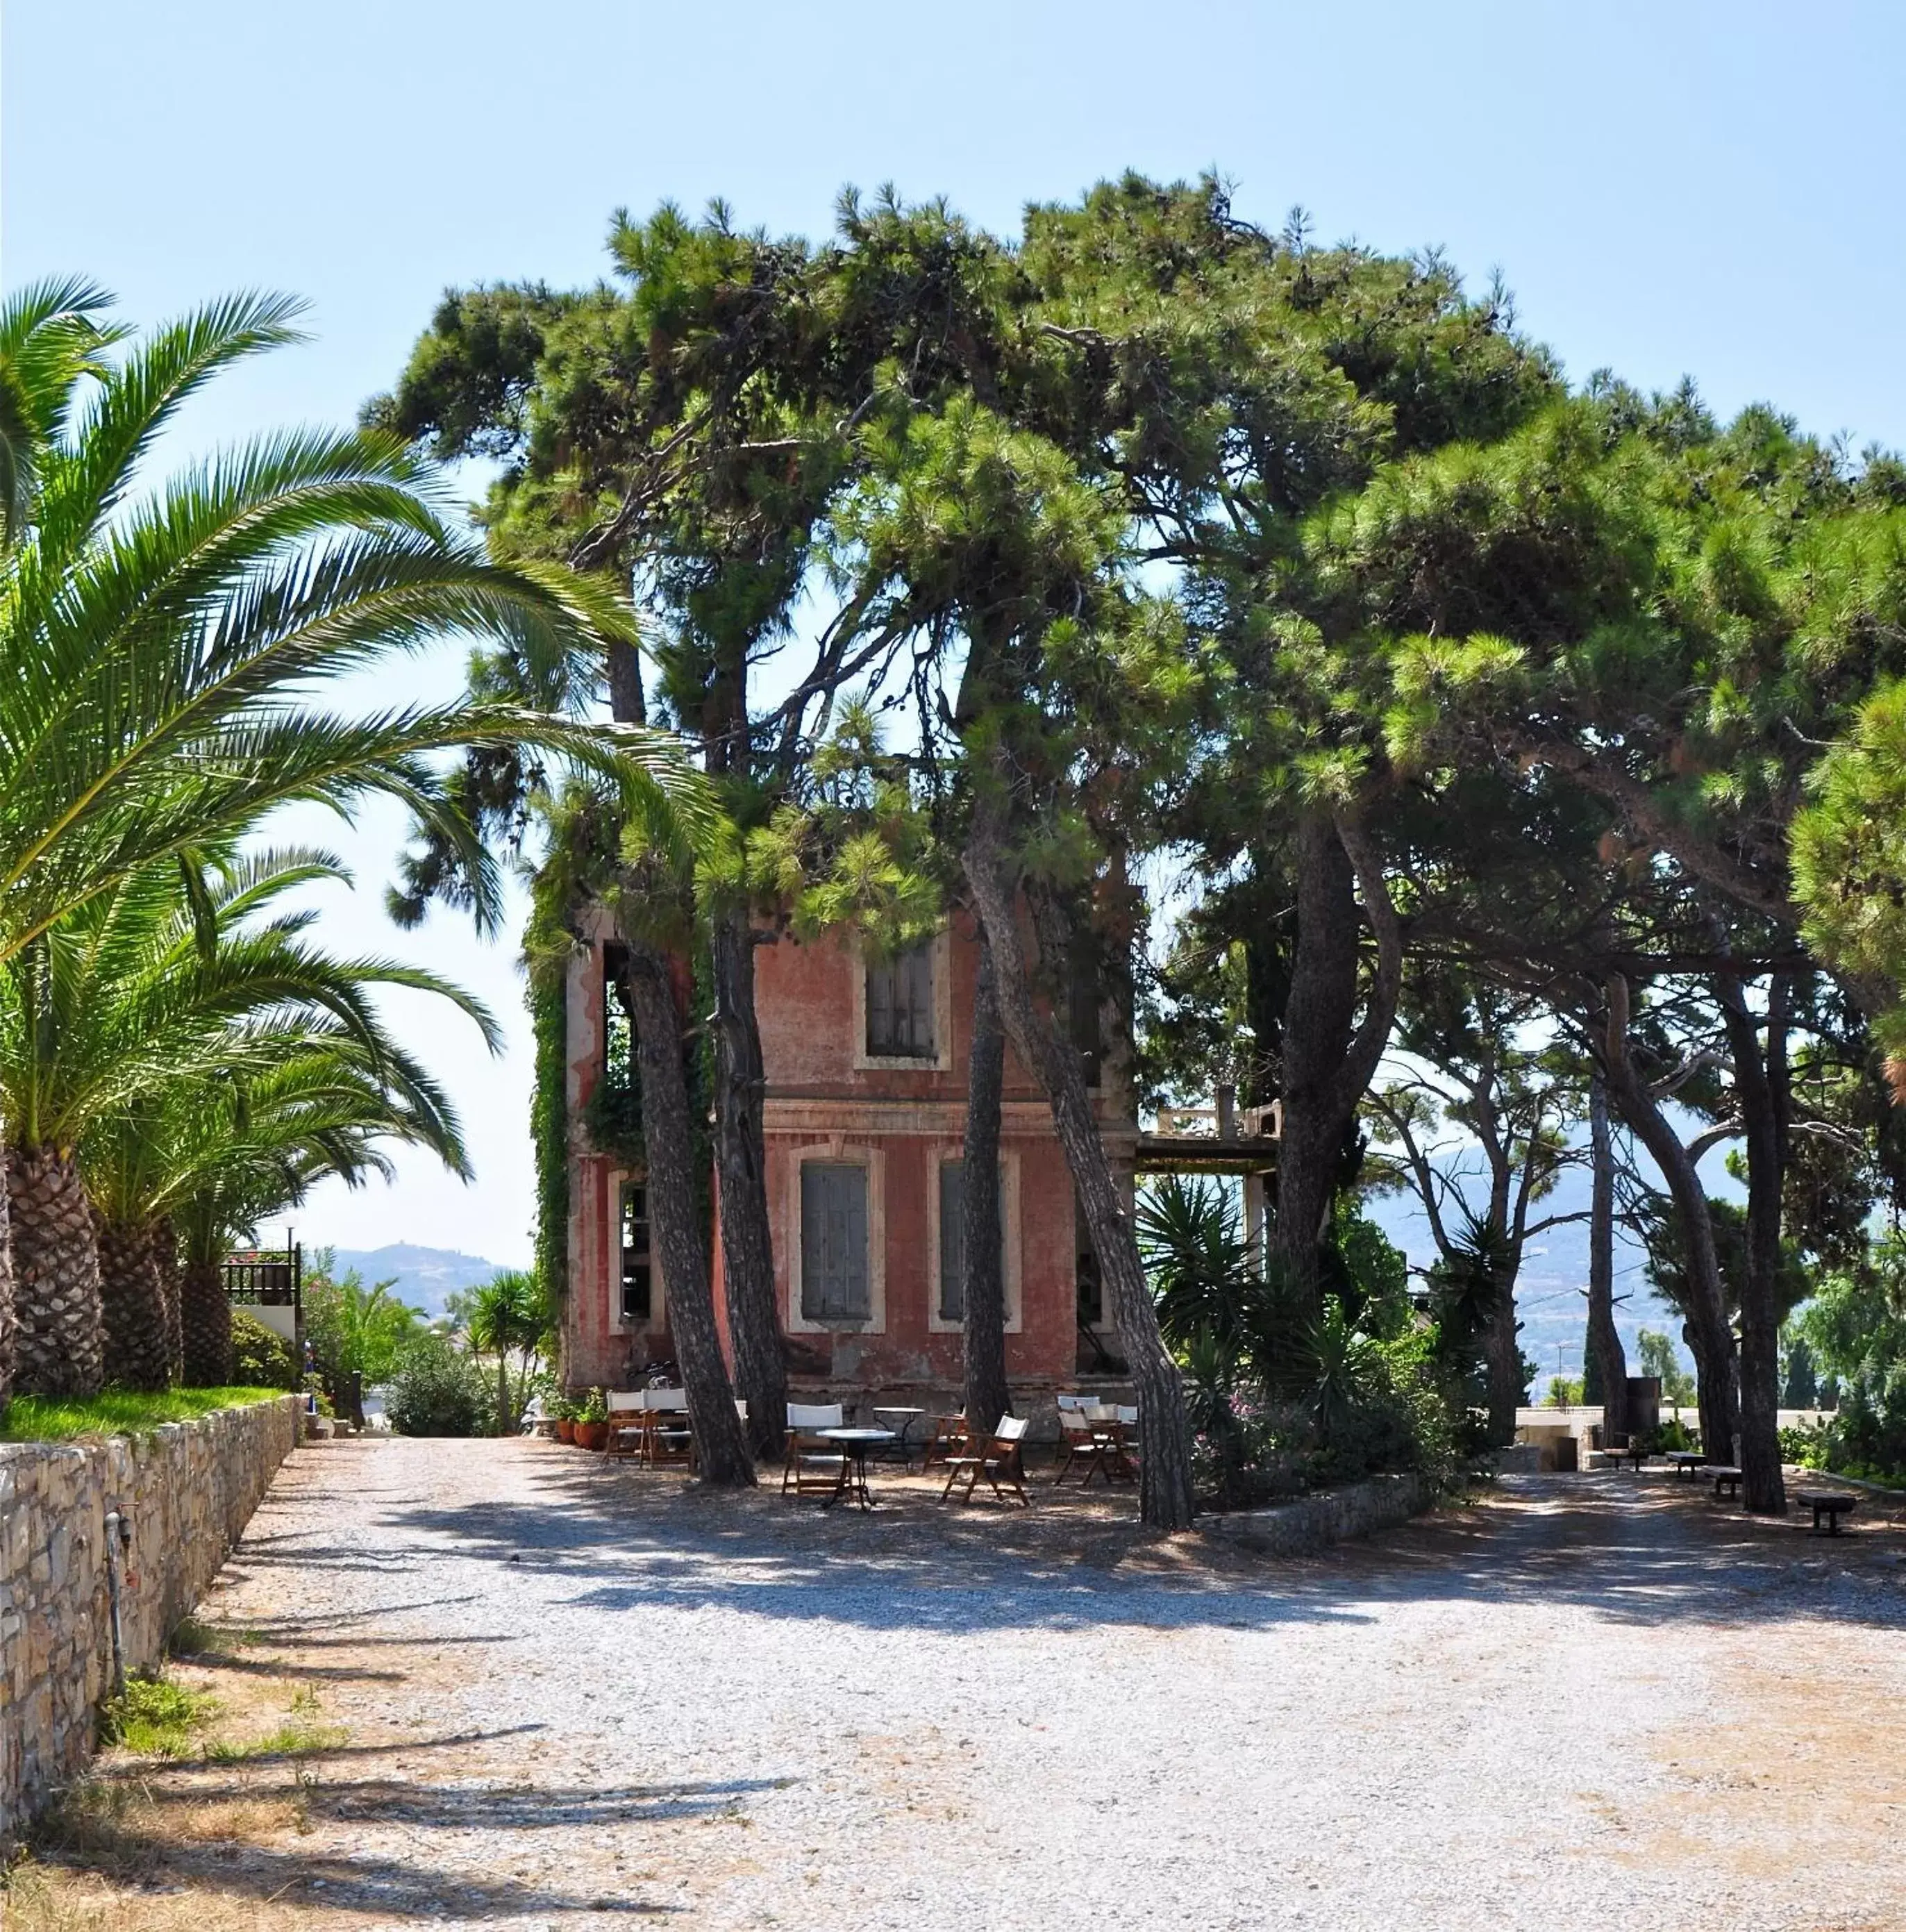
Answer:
(919, 1413, 971, 1473)
(1052, 1404, 1099, 1486)
(940, 1415, 1031, 1508)
(644, 1388, 694, 1468)
(783, 1402, 849, 1499)
(604, 1391, 649, 1459)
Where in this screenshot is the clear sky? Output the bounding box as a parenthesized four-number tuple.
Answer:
(7, 0, 1906, 1267)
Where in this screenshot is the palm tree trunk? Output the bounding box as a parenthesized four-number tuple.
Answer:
(1583, 1074, 1628, 1440)
(153, 1217, 184, 1385)
(180, 1254, 233, 1388)
(961, 928, 1012, 1436)
(7, 1144, 104, 1399)
(963, 812, 1195, 1530)
(95, 1208, 172, 1392)
(0, 1167, 16, 1422)
(619, 935, 755, 1486)
(712, 908, 787, 1460)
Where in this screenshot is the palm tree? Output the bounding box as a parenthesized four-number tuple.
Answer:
(10, 844, 495, 1394)
(0, 279, 714, 1413)
(464, 1269, 554, 1433)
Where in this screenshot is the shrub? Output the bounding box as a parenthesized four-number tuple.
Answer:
(383, 1335, 494, 1438)
(100, 1676, 215, 1758)
(229, 1312, 298, 1390)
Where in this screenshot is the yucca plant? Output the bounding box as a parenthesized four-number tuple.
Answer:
(0, 278, 713, 1414)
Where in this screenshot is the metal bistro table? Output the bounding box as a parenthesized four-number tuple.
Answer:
(817, 1427, 896, 1509)
(871, 1406, 925, 1468)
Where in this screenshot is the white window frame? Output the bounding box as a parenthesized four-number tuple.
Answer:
(608, 1169, 667, 1336)
(786, 1140, 887, 1334)
(851, 929, 953, 1073)
(927, 1144, 1022, 1335)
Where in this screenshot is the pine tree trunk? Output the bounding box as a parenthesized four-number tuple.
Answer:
(1718, 973, 1788, 1513)
(7, 1144, 104, 1399)
(0, 1162, 16, 1423)
(1484, 1279, 1522, 1446)
(180, 1254, 233, 1388)
(620, 934, 755, 1486)
(153, 1219, 184, 1385)
(712, 908, 788, 1460)
(1583, 1074, 1628, 1440)
(95, 1209, 172, 1392)
(1269, 813, 1405, 1310)
(961, 927, 1012, 1436)
(964, 815, 1195, 1529)
(1601, 981, 1738, 1464)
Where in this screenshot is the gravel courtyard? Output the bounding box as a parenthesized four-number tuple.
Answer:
(57, 1436, 1906, 1930)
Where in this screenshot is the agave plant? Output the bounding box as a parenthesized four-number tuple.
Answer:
(0, 279, 714, 1413)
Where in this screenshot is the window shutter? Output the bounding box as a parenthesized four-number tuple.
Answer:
(865, 940, 935, 1057)
(801, 1163, 870, 1321)
(866, 956, 894, 1056)
(903, 943, 935, 1056)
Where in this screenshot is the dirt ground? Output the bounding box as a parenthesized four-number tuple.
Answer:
(6, 1439, 1904, 1931)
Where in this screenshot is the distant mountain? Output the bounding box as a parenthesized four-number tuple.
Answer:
(321, 1243, 509, 1317)
(1362, 1156, 1691, 1392)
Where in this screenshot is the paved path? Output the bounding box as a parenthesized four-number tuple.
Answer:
(182, 1438, 1906, 1930)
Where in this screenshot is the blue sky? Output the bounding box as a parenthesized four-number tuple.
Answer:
(8, 0, 1905, 1266)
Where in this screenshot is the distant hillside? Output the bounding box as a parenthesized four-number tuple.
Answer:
(323, 1243, 510, 1317)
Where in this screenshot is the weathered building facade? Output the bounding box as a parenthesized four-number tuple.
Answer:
(559, 909, 1132, 1404)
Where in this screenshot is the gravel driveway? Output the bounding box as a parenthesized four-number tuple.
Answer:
(174, 1436, 1906, 1931)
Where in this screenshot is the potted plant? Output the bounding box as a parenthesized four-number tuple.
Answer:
(553, 1392, 577, 1444)
(574, 1388, 610, 1451)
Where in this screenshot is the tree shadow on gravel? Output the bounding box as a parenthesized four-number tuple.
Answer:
(376, 1449, 1906, 1635)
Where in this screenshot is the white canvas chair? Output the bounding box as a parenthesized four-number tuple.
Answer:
(940, 1415, 1031, 1508)
(644, 1387, 693, 1467)
(604, 1390, 649, 1458)
(783, 1401, 848, 1499)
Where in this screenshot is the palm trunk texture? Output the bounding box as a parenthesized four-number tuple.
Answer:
(0, 1169, 16, 1421)
(7, 1144, 104, 1399)
(712, 909, 787, 1460)
(96, 1209, 173, 1392)
(963, 816, 1195, 1529)
(154, 1219, 184, 1385)
(961, 928, 1012, 1436)
(180, 1255, 233, 1388)
(621, 936, 755, 1486)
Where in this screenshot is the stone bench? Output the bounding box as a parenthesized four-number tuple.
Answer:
(1796, 1490, 1859, 1535)
(1708, 1465, 1743, 1501)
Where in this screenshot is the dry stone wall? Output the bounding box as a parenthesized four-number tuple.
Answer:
(1198, 1470, 1432, 1556)
(0, 1394, 300, 1841)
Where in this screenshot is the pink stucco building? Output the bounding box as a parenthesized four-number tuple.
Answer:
(559, 910, 1134, 1406)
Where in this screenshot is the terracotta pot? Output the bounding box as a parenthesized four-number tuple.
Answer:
(575, 1420, 610, 1451)
(554, 1417, 576, 1443)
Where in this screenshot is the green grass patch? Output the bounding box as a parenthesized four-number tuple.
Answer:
(99, 1676, 217, 1759)
(0, 1387, 285, 1442)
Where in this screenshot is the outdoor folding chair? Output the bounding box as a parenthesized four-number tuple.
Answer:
(783, 1401, 849, 1499)
(940, 1415, 1032, 1508)
(919, 1412, 971, 1472)
(604, 1391, 649, 1459)
(644, 1388, 694, 1468)
(1053, 1403, 1099, 1486)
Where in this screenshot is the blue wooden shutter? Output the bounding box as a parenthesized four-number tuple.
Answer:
(801, 1163, 869, 1320)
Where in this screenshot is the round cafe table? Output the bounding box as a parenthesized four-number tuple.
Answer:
(871, 1406, 925, 1467)
(817, 1427, 896, 1509)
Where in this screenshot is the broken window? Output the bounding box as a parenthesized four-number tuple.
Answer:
(800, 1162, 870, 1322)
(619, 1181, 652, 1324)
(865, 940, 935, 1058)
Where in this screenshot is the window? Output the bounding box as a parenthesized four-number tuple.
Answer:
(800, 1162, 870, 1322)
(1076, 1197, 1103, 1326)
(619, 1181, 652, 1324)
(866, 942, 935, 1058)
(937, 1158, 1006, 1323)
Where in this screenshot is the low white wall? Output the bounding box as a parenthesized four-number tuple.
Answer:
(0, 1394, 301, 1842)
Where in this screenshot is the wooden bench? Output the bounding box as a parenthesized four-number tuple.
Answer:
(1709, 1465, 1743, 1501)
(1666, 1451, 1707, 1480)
(1796, 1489, 1859, 1536)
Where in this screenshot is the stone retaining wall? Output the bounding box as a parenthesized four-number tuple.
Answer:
(0, 1394, 301, 1841)
(1198, 1470, 1432, 1556)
